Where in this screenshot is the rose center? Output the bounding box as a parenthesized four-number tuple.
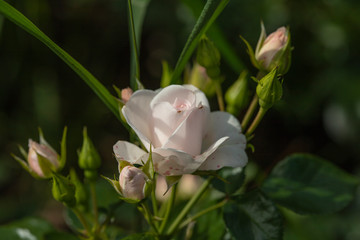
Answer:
(173, 98, 191, 112)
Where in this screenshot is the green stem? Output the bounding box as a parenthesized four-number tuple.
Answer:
(166, 176, 213, 236)
(73, 208, 91, 236)
(245, 107, 267, 137)
(159, 184, 177, 234)
(141, 202, 159, 234)
(215, 81, 225, 111)
(179, 198, 228, 230)
(241, 94, 258, 131)
(127, 0, 141, 87)
(151, 175, 159, 227)
(90, 181, 99, 231)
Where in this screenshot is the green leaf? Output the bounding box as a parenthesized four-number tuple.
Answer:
(127, 0, 151, 89)
(170, 0, 230, 84)
(223, 190, 283, 240)
(0, 217, 54, 240)
(181, 0, 245, 74)
(0, 0, 121, 122)
(121, 232, 158, 240)
(262, 153, 359, 215)
(211, 166, 245, 195)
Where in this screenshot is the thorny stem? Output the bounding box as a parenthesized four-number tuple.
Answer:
(179, 198, 228, 230)
(166, 176, 214, 236)
(245, 107, 267, 137)
(159, 184, 177, 234)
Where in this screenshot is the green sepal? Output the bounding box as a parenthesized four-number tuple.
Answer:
(136, 78, 144, 90)
(118, 160, 132, 174)
(239, 35, 261, 69)
(160, 61, 173, 88)
(38, 128, 57, 154)
(102, 175, 122, 195)
(142, 146, 154, 180)
(37, 152, 54, 178)
(11, 153, 31, 174)
(52, 173, 76, 208)
(196, 35, 221, 70)
(255, 21, 267, 57)
(18, 144, 28, 159)
(69, 168, 88, 209)
(256, 67, 283, 110)
(164, 175, 182, 195)
(58, 126, 67, 171)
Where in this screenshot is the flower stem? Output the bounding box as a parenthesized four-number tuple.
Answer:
(90, 181, 99, 231)
(179, 198, 228, 230)
(241, 94, 258, 131)
(166, 176, 213, 236)
(245, 107, 267, 137)
(215, 81, 225, 111)
(141, 202, 159, 234)
(72, 208, 91, 236)
(159, 184, 177, 234)
(151, 175, 159, 228)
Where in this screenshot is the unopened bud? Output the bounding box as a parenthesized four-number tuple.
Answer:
(78, 127, 101, 180)
(255, 23, 292, 74)
(27, 139, 59, 179)
(52, 174, 76, 207)
(187, 63, 216, 97)
(121, 87, 133, 104)
(70, 169, 88, 210)
(256, 67, 283, 110)
(119, 166, 149, 201)
(196, 36, 221, 79)
(225, 70, 249, 115)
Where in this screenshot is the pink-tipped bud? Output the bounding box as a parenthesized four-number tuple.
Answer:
(28, 139, 59, 178)
(255, 26, 291, 73)
(119, 166, 148, 201)
(121, 87, 133, 104)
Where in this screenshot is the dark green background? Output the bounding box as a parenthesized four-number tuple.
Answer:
(1, 0, 360, 239)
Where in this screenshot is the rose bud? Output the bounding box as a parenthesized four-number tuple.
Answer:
(27, 139, 60, 178)
(255, 23, 292, 74)
(119, 166, 149, 201)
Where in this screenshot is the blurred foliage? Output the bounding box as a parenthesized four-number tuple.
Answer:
(1, 0, 360, 239)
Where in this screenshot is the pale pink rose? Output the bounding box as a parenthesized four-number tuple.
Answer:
(28, 139, 59, 178)
(113, 85, 247, 176)
(119, 166, 148, 201)
(256, 27, 288, 69)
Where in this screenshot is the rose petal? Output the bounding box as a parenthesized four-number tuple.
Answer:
(163, 105, 209, 156)
(152, 148, 197, 176)
(150, 85, 196, 111)
(151, 101, 193, 148)
(202, 111, 245, 151)
(122, 90, 157, 150)
(198, 144, 248, 170)
(183, 84, 210, 110)
(113, 141, 147, 165)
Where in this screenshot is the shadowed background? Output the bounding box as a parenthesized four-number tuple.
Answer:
(1, 0, 360, 239)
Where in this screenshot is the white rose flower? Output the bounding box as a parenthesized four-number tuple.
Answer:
(113, 85, 247, 176)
